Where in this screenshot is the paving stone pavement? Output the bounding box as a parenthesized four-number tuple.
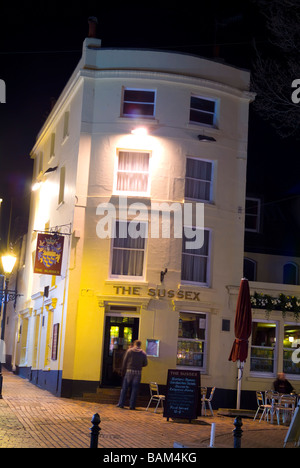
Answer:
(0, 369, 294, 449)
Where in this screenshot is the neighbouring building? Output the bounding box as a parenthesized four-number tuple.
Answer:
(3, 26, 299, 408)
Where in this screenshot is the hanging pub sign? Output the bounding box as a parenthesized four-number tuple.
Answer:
(34, 233, 64, 276)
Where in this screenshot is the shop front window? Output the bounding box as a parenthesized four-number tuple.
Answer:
(250, 321, 277, 374)
(177, 312, 206, 369)
(283, 324, 300, 375)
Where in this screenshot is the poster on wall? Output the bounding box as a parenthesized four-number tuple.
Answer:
(34, 233, 64, 276)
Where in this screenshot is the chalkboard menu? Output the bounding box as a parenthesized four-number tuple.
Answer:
(163, 369, 200, 422)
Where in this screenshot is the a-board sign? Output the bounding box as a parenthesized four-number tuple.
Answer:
(284, 402, 300, 447)
(163, 369, 200, 422)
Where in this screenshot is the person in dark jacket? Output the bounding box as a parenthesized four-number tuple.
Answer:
(273, 373, 294, 394)
(117, 340, 148, 410)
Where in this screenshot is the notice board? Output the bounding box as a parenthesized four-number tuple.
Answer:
(163, 369, 200, 422)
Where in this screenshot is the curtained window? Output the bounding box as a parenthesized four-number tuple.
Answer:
(116, 151, 150, 195)
(181, 229, 210, 285)
(111, 221, 146, 278)
(185, 158, 213, 202)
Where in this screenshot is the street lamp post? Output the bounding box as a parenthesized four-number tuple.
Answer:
(0, 253, 17, 398)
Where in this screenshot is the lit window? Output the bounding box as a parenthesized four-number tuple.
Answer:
(189, 96, 217, 127)
(122, 88, 156, 118)
(283, 324, 300, 375)
(185, 158, 213, 202)
(115, 150, 150, 195)
(177, 312, 207, 369)
(110, 221, 147, 278)
(181, 229, 210, 286)
(250, 321, 277, 374)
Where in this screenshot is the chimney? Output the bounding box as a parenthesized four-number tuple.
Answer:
(88, 16, 98, 38)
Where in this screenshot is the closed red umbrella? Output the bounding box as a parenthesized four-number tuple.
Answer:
(229, 278, 252, 409)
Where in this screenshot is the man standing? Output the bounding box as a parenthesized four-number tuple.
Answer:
(117, 340, 148, 410)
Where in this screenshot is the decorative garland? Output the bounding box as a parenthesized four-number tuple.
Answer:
(251, 292, 300, 319)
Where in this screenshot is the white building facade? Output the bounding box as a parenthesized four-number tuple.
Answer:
(8, 35, 298, 408)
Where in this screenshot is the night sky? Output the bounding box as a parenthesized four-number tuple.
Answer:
(0, 1, 298, 252)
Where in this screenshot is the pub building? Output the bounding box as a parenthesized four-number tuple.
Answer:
(4, 26, 299, 409)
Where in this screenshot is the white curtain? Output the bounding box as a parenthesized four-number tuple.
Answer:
(117, 151, 149, 193)
(111, 222, 146, 277)
(185, 159, 212, 201)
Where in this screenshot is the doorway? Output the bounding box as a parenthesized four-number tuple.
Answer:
(102, 316, 139, 386)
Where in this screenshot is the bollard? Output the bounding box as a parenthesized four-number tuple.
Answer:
(209, 423, 216, 448)
(233, 416, 243, 448)
(90, 413, 101, 448)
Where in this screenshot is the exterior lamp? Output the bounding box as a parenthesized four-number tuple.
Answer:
(198, 135, 216, 142)
(0, 252, 17, 398)
(1, 254, 17, 274)
(131, 127, 148, 136)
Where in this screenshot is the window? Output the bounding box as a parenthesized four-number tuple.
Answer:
(50, 133, 55, 159)
(283, 324, 300, 375)
(110, 221, 147, 278)
(58, 166, 66, 205)
(63, 111, 69, 140)
(245, 198, 260, 232)
(177, 312, 207, 369)
(115, 150, 150, 195)
(283, 262, 298, 285)
(181, 229, 210, 285)
(243, 258, 257, 281)
(185, 158, 213, 202)
(250, 321, 277, 374)
(122, 88, 156, 118)
(189, 96, 217, 126)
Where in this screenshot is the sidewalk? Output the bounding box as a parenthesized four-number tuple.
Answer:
(0, 369, 292, 449)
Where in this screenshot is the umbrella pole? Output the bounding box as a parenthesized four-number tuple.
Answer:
(236, 360, 244, 410)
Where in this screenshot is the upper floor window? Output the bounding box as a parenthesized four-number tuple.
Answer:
(181, 228, 210, 286)
(189, 96, 217, 127)
(185, 158, 213, 202)
(110, 221, 147, 279)
(115, 150, 150, 196)
(245, 197, 261, 232)
(283, 262, 299, 285)
(122, 88, 156, 118)
(243, 257, 257, 281)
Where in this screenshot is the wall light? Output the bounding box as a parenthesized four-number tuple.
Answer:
(131, 127, 148, 136)
(198, 135, 216, 142)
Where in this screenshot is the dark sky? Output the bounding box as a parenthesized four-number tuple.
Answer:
(0, 1, 298, 251)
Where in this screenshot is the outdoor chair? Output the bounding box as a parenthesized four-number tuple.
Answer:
(146, 382, 165, 413)
(202, 386, 216, 416)
(253, 391, 272, 422)
(276, 394, 296, 425)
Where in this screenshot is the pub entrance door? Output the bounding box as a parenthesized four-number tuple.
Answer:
(102, 316, 139, 386)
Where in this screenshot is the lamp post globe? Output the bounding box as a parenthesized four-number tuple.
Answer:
(0, 252, 17, 398)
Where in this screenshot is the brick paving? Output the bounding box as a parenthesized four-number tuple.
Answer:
(0, 369, 294, 449)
